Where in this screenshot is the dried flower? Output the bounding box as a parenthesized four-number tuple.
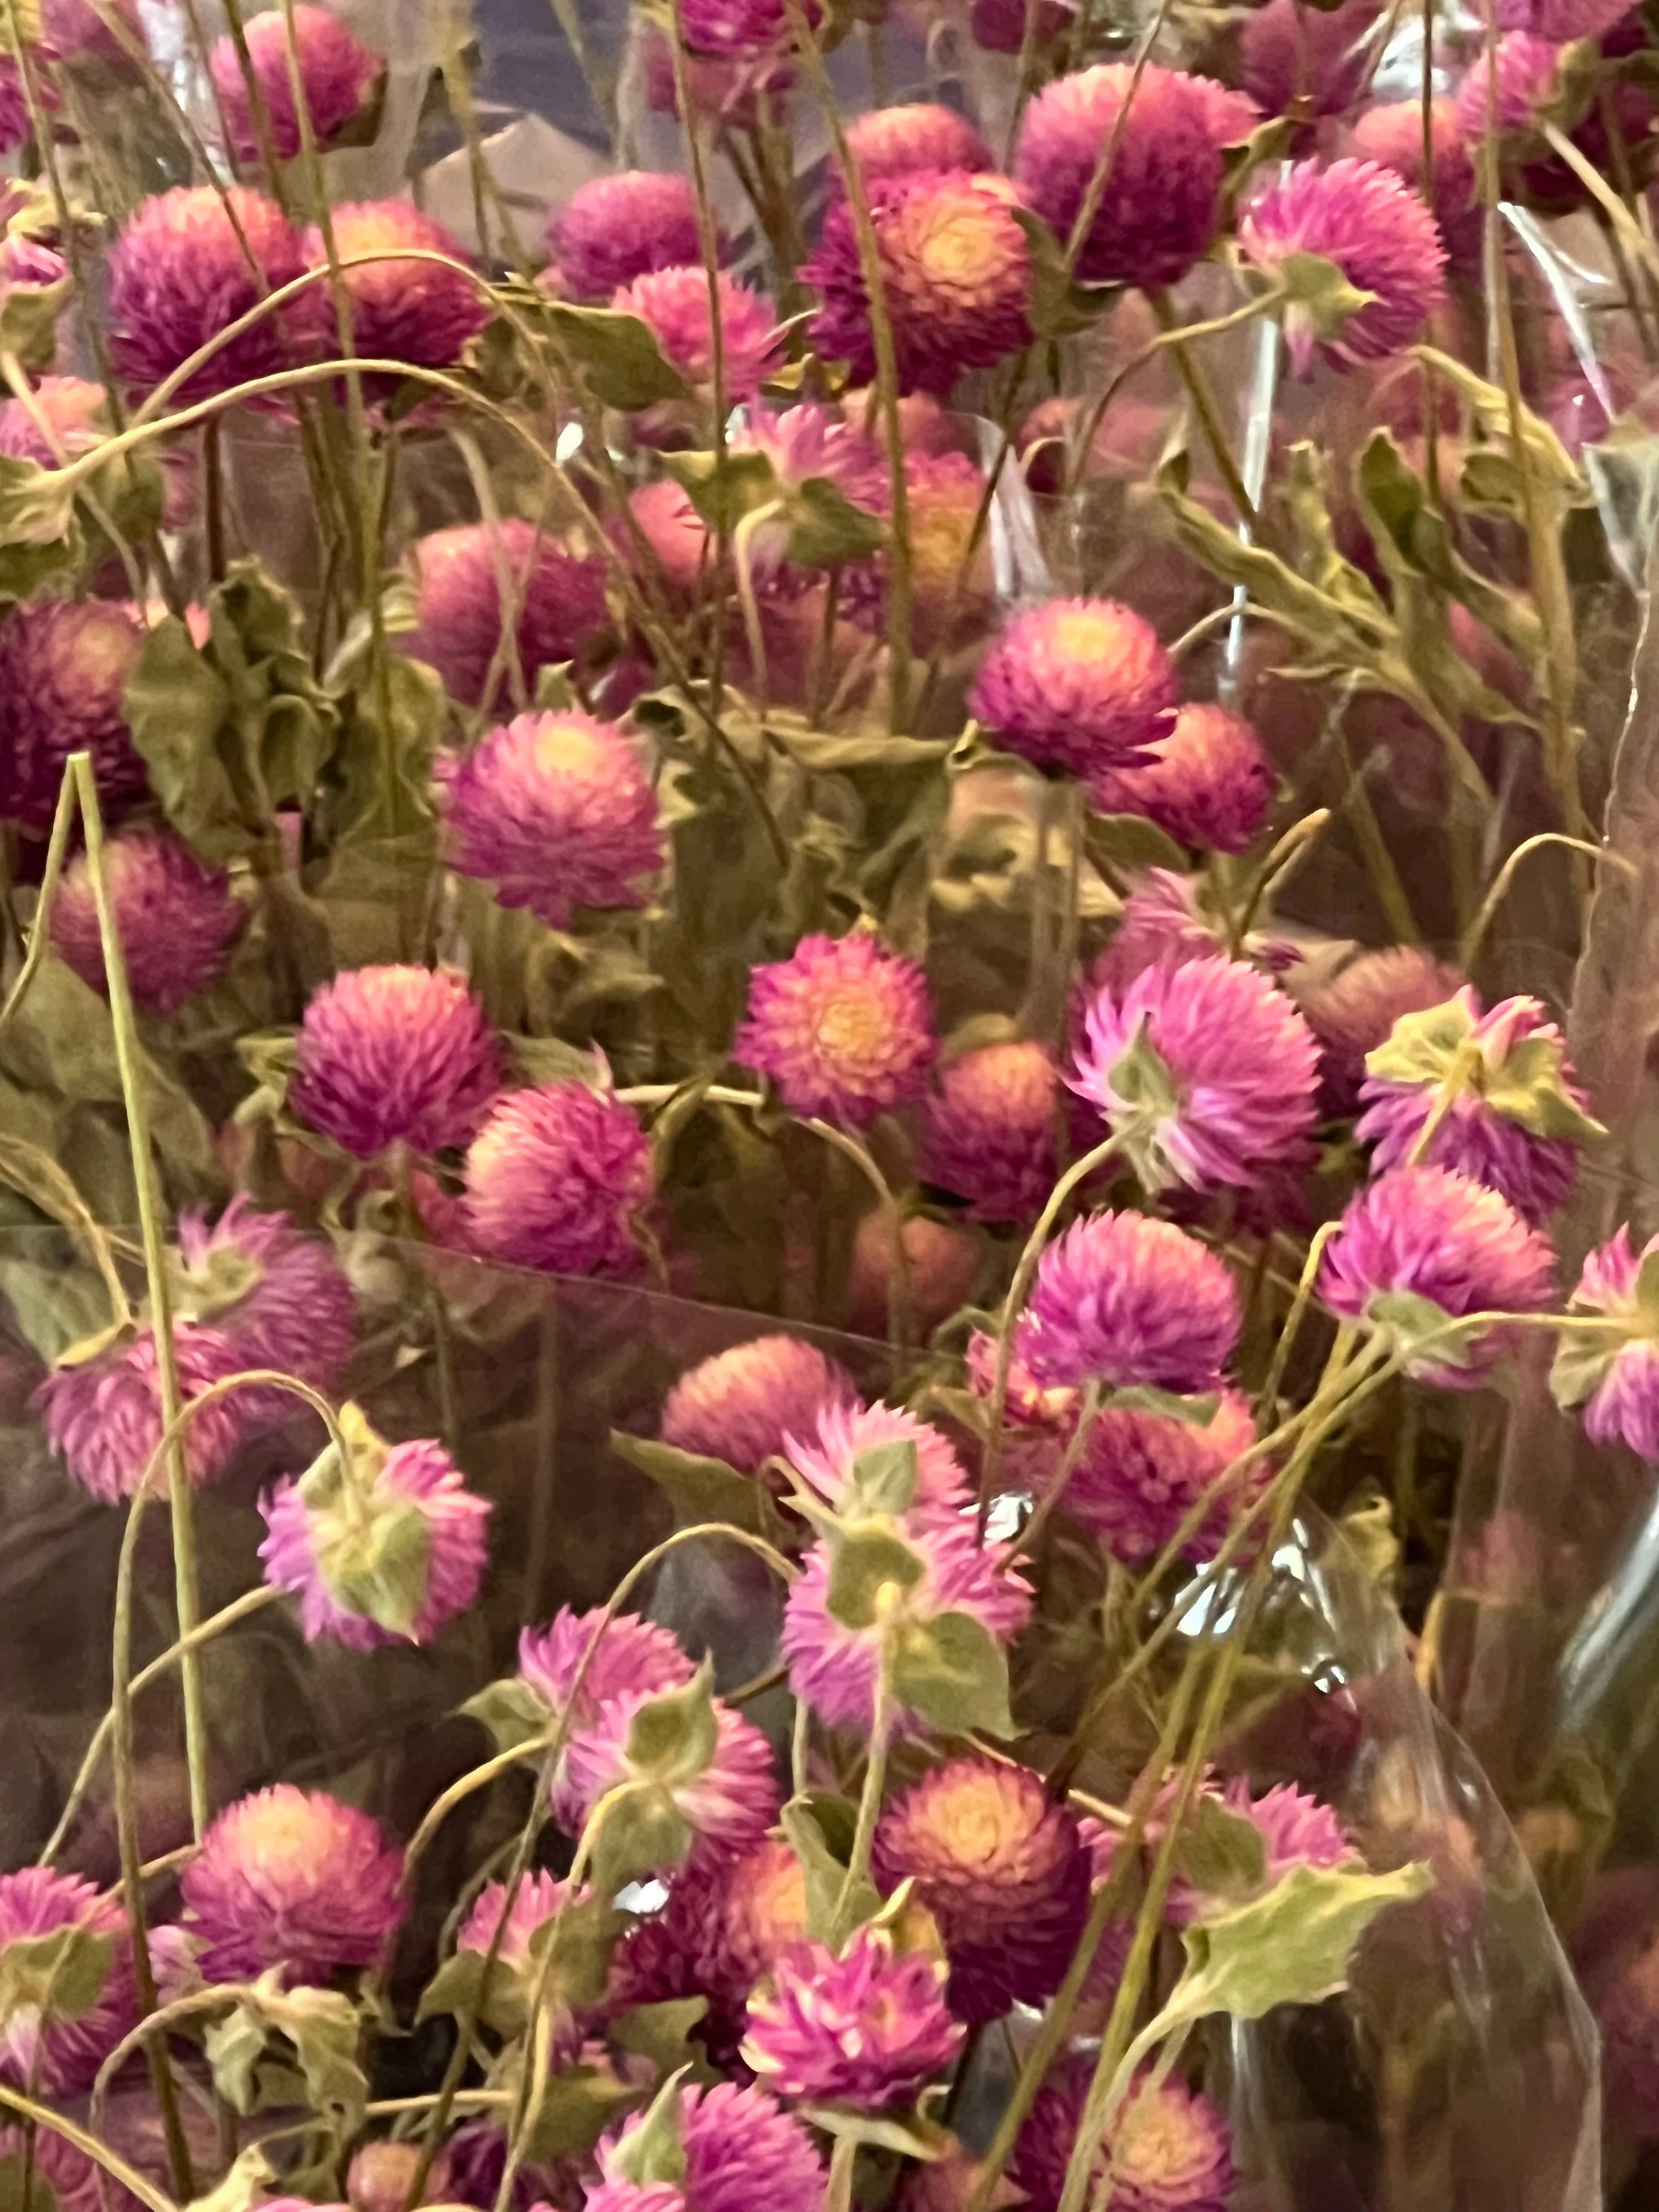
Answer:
(519, 1607, 694, 1734)
(211, 4, 382, 167)
(0, 2129, 107, 2212)
(108, 185, 307, 401)
(0, 1868, 137, 2095)
(1350, 98, 1477, 239)
(685, 1836, 812, 2011)
(660, 1335, 858, 1480)
(1319, 1164, 1556, 1385)
(305, 201, 488, 380)
(971, 599, 1178, 781)
(1242, 0, 1381, 121)
(547, 172, 708, 302)
(735, 932, 935, 1131)
(43, 0, 146, 62)
(1239, 157, 1448, 373)
(873, 1757, 1091, 2024)
(596, 2081, 825, 2212)
(172, 1196, 356, 1397)
(1167, 1779, 1357, 1923)
(180, 1785, 404, 1982)
(347, 2142, 452, 2212)
(625, 478, 710, 597)
(969, 0, 1073, 49)
(678, 0, 808, 56)
(844, 104, 992, 187)
(729, 402, 888, 574)
(1090, 867, 1296, 995)
(783, 1397, 973, 1522)
(1014, 2060, 1234, 2212)
(584, 2187, 687, 2212)
(613, 266, 779, 399)
(404, 520, 609, 710)
(462, 1081, 652, 1276)
(1288, 945, 1465, 1116)
(844, 448, 994, 653)
(1015, 1209, 1241, 1392)
(1455, 31, 1561, 137)
(743, 1926, 963, 2106)
(0, 374, 107, 466)
(1555, 1227, 1659, 1461)
(291, 966, 501, 1159)
(1062, 1389, 1265, 1566)
(50, 827, 241, 1015)
(555, 1688, 778, 1865)
(36, 1323, 252, 1505)
(457, 1869, 573, 1967)
(0, 599, 149, 836)
(1014, 64, 1256, 289)
(1090, 702, 1276, 854)
(922, 1041, 1060, 1223)
(1497, 0, 1631, 35)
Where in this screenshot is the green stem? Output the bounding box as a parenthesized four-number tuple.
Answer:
(833, 1601, 895, 1947)
(1459, 831, 1615, 968)
(1148, 291, 1259, 531)
(0, 2091, 176, 2212)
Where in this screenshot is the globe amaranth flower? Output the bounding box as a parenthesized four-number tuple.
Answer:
(742, 1926, 963, 2107)
(782, 1516, 1031, 1734)
(404, 519, 610, 710)
(1239, 157, 1448, 374)
(1014, 63, 1257, 290)
(0, 599, 149, 836)
(548, 172, 710, 302)
(437, 709, 663, 928)
(554, 1685, 778, 1866)
(585, 2187, 687, 2212)
(0, 374, 108, 466)
(1087, 867, 1294, 998)
(1551, 1226, 1659, 1461)
(1242, 0, 1381, 122)
(681, 1836, 812, 2014)
(735, 932, 935, 1131)
(306, 201, 488, 385)
(173, 1195, 356, 1397)
(624, 478, 710, 599)
(1164, 1778, 1357, 1923)
(613, 266, 779, 400)
(596, 2081, 825, 2212)
(347, 2142, 453, 2212)
(1288, 945, 1465, 1117)
(727, 401, 888, 577)
(36, 1323, 253, 1505)
(1090, 702, 1276, 855)
(43, 0, 146, 62)
(180, 1785, 404, 1982)
(1060, 1388, 1266, 1566)
(966, 1329, 1082, 1496)
(1350, 97, 1478, 241)
(0, 2127, 109, 2212)
(290, 965, 502, 1159)
(1319, 1164, 1556, 1386)
(1356, 986, 1600, 1223)
(971, 598, 1179, 782)
(678, 0, 807, 57)
(0, 1867, 139, 2095)
(49, 827, 242, 1016)
(458, 1869, 574, 1968)
(260, 1432, 492, 1650)
(211, 3, 383, 167)
(660, 1335, 858, 1480)
(1071, 954, 1321, 1193)
(518, 1605, 696, 1736)
(873, 1756, 1090, 2025)
(804, 168, 1031, 396)
(921, 1041, 1059, 1223)
(1013, 2060, 1234, 2212)
(843, 448, 994, 655)
(108, 186, 307, 401)
(1498, 0, 1630, 35)
(462, 1080, 652, 1277)
(1015, 1209, 1242, 1393)
(783, 1397, 972, 1522)
(1455, 30, 1562, 138)
(969, 0, 1072, 49)
(844, 104, 992, 188)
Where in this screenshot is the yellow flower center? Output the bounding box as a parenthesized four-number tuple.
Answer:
(1117, 2094, 1203, 2182)
(533, 720, 608, 778)
(236, 1796, 321, 1880)
(928, 1773, 1018, 1864)
(1049, 608, 1121, 662)
(816, 989, 887, 1063)
(917, 207, 997, 289)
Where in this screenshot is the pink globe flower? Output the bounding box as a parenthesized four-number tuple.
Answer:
(50, 827, 242, 1015)
(922, 1041, 1059, 1224)
(1088, 866, 1298, 996)
(1015, 1209, 1241, 1392)
(1165, 1778, 1357, 1923)
(743, 1926, 963, 2106)
(1014, 63, 1257, 289)
(42, 0, 146, 62)
(555, 1688, 778, 1865)
(518, 1606, 695, 1732)
(260, 1435, 492, 1650)
(1498, 0, 1631, 33)
(108, 185, 308, 401)
(462, 1081, 652, 1277)
(596, 2081, 825, 2212)
(0, 1868, 137, 2095)
(844, 103, 992, 187)
(1062, 1388, 1266, 1566)
(735, 932, 935, 1131)
(678, 0, 807, 56)
(624, 478, 710, 599)
(0, 599, 149, 836)
(783, 1397, 973, 1522)
(1013, 2061, 1234, 2212)
(1350, 98, 1478, 242)
(173, 1196, 356, 1398)
(1090, 702, 1276, 854)
(290, 965, 502, 1159)
(457, 1869, 573, 1967)
(404, 519, 609, 710)
(306, 201, 488, 386)
(211, 4, 383, 167)
(967, 1328, 1082, 1494)
(873, 1757, 1091, 2024)
(1242, 0, 1381, 121)
(0, 2128, 108, 2212)
(804, 169, 1032, 395)
(437, 709, 663, 927)
(1455, 31, 1562, 138)
(1556, 1226, 1659, 1461)
(1239, 156, 1448, 373)
(844, 447, 995, 654)
(0, 374, 108, 466)
(969, 0, 1073, 49)
(971, 599, 1178, 781)
(1288, 945, 1465, 1116)
(681, 1836, 812, 2011)
(613, 266, 780, 400)
(548, 172, 709, 302)
(728, 401, 888, 576)
(180, 1785, 404, 1982)
(36, 1322, 253, 1505)
(585, 2188, 686, 2212)
(660, 1335, 858, 1480)
(1319, 1165, 1556, 1386)
(1071, 955, 1321, 1192)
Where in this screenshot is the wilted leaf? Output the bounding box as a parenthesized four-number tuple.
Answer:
(1170, 1859, 1433, 2022)
(522, 2061, 642, 2163)
(848, 1440, 919, 1517)
(609, 1430, 792, 1546)
(545, 303, 689, 409)
(1011, 208, 1107, 340)
(607, 2068, 688, 2186)
(891, 1610, 1017, 1740)
(416, 1946, 524, 2038)
(0, 1925, 115, 2027)
(526, 1894, 626, 2013)
(0, 452, 81, 599)
(782, 1792, 876, 1942)
(460, 1674, 552, 1754)
(1085, 812, 1189, 873)
(825, 1525, 927, 1630)
(184, 2147, 272, 2212)
(610, 1996, 710, 2078)
(1172, 1795, 1269, 1901)
(783, 476, 886, 566)
(591, 1786, 695, 1899)
(661, 447, 779, 533)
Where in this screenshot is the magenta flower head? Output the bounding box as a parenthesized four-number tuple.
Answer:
(42, 0, 146, 62)
(660, 1334, 857, 1479)
(211, 4, 383, 167)
(1553, 1226, 1659, 1461)
(1090, 867, 1296, 994)
(613, 266, 779, 400)
(922, 1041, 1059, 1223)
(783, 1398, 972, 1522)
(555, 1684, 778, 1865)
(404, 519, 609, 710)
(180, 1784, 404, 1982)
(306, 201, 488, 381)
(743, 1926, 963, 2106)
(1014, 63, 1257, 289)
(1320, 1165, 1556, 1386)
(547, 172, 709, 302)
(260, 1420, 492, 1650)
(1090, 702, 1276, 854)
(1351, 98, 1478, 240)
(1071, 955, 1321, 1193)
(1239, 156, 1448, 374)
(678, 0, 808, 57)
(1290, 945, 1465, 1116)
(108, 185, 307, 401)
(462, 1081, 652, 1277)
(1163, 1778, 1357, 1924)
(36, 1322, 251, 1505)
(0, 599, 149, 836)
(1357, 986, 1600, 1223)
(1457, 30, 1562, 137)
(844, 103, 992, 188)
(0, 374, 108, 466)
(873, 1757, 1091, 2024)
(458, 1869, 573, 1970)
(0, 1867, 137, 2094)
(1014, 2061, 1234, 2212)
(972, 599, 1178, 781)
(437, 709, 663, 927)
(518, 1605, 693, 1739)
(1498, 0, 1631, 34)
(729, 402, 888, 572)
(1015, 1208, 1242, 1392)
(843, 447, 995, 653)
(969, 0, 1073, 50)
(291, 965, 500, 1160)
(1063, 1388, 1265, 1566)
(804, 168, 1032, 394)
(50, 827, 242, 1015)
(596, 2081, 825, 2212)
(1242, 0, 1381, 121)
(735, 931, 935, 1130)
(173, 1195, 356, 1395)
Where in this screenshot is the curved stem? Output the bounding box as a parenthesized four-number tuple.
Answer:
(1460, 832, 1617, 968)
(0, 2090, 176, 2212)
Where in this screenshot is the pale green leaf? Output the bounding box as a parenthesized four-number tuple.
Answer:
(1173, 1859, 1434, 2021)
(460, 1674, 552, 1754)
(891, 1610, 1017, 1740)
(825, 1525, 927, 1630)
(608, 1430, 792, 1546)
(545, 303, 690, 409)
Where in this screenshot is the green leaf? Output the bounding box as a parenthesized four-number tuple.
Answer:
(1365, 1291, 1474, 1369)
(783, 475, 886, 567)
(1335, 1489, 1401, 1599)
(415, 1946, 524, 2038)
(1104, 1387, 1222, 1426)
(1172, 1795, 1269, 1902)
(0, 2153, 60, 2212)
(591, 1786, 695, 1899)
(184, 2148, 273, 2212)
(625, 1666, 722, 1786)
(1277, 250, 1378, 342)
(1010, 208, 1107, 341)
(1364, 996, 1475, 1086)
(0, 452, 80, 599)
(511, 1035, 606, 1087)
(314, 1499, 432, 1640)
(0, 1925, 115, 2026)
(610, 2068, 689, 2187)
(661, 447, 780, 533)
(849, 1440, 919, 1517)
(526, 1895, 626, 2013)
(800, 2105, 954, 2159)
(123, 616, 245, 861)
(782, 1793, 876, 1943)
(545, 303, 690, 409)
(762, 715, 953, 772)
(1085, 812, 1189, 873)
(204, 2005, 267, 2116)
(218, 1980, 366, 2141)
(1480, 1035, 1607, 1142)
(1636, 1250, 1659, 1333)
(1172, 1859, 1434, 2022)
(460, 1674, 553, 1754)
(1105, 1021, 1180, 1128)
(522, 2061, 642, 2163)
(610, 1996, 710, 2077)
(891, 1610, 1017, 1740)
(608, 1430, 792, 1546)
(1549, 1325, 1623, 1414)
(825, 1525, 928, 1630)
